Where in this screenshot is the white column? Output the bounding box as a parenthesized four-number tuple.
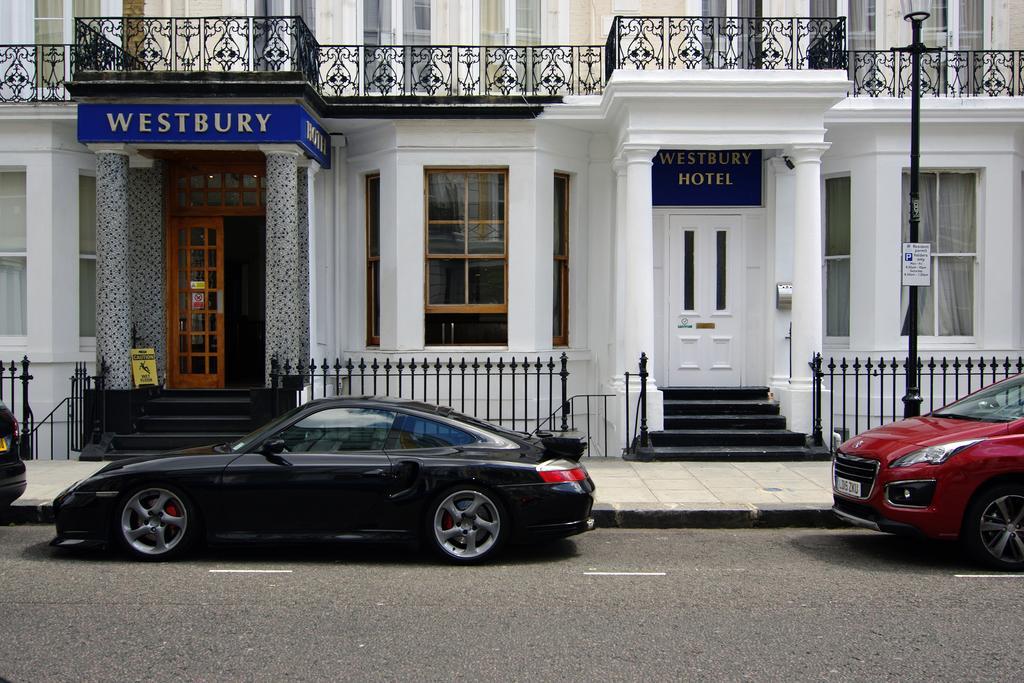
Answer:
(786, 142, 829, 434)
(622, 146, 658, 375)
(611, 159, 627, 377)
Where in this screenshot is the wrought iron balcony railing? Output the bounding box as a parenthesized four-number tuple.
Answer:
(605, 16, 847, 73)
(7, 14, 1024, 104)
(850, 49, 1024, 97)
(0, 44, 74, 102)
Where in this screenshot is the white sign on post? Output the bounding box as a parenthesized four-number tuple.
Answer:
(901, 242, 931, 287)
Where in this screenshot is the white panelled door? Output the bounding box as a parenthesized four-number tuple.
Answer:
(666, 214, 743, 386)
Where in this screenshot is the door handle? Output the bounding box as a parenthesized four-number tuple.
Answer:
(363, 468, 387, 477)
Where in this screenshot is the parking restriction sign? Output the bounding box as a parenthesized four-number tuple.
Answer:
(901, 242, 931, 286)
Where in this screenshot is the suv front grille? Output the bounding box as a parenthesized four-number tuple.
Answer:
(833, 451, 879, 500)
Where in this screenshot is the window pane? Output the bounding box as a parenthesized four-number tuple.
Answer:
(367, 175, 380, 257)
(938, 256, 973, 335)
(467, 223, 504, 254)
(0, 256, 27, 335)
(958, 0, 983, 50)
(826, 259, 850, 337)
(428, 224, 465, 254)
(848, 0, 876, 51)
(809, 0, 837, 17)
(515, 0, 540, 44)
(0, 172, 27, 252)
(937, 173, 975, 252)
(429, 259, 465, 304)
(371, 263, 380, 339)
(79, 258, 96, 336)
(36, 0, 63, 17)
(468, 259, 504, 304)
(468, 173, 504, 221)
(404, 0, 431, 44)
(553, 265, 562, 339)
(34, 18, 62, 44)
(79, 175, 96, 255)
(278, 408, 395, 452)
(428, 173, 465, 221)
(901, 282, 935, 337)
(825, 177, 850, 256)
(387, 414, 476, 449)
(715, 230, 727, 311)
(481, 0, 505, 45)
(901, 172, 937, 247)
(553, 175, 567, 256)
(683, 230, 694, 311)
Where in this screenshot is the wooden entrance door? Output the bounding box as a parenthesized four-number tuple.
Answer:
(169, 217, 225, 388)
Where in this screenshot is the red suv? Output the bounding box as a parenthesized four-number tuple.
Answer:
(833, 373, 1024, 570)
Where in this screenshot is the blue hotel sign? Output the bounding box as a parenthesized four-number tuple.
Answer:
(77, 103, 331, 169)
(652, 149, 762, 206)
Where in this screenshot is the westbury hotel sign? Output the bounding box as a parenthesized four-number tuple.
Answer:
(652, 149, 762, 206)
(77, 104, 331, 168)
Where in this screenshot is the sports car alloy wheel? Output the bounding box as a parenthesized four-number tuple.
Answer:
(118, 487, 192, 560)
(430, 488, 504, 563)
(964, 484, 1024, 571)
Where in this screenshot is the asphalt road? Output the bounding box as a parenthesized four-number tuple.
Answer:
(0, 525, 1020, 682)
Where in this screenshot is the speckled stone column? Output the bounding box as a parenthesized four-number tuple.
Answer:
(95, 151, 132, 389)
(297, 164, 311, 370)
(264, 151, 304, 383)
(128, 162, 166, 381)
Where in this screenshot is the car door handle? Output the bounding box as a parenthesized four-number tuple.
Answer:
(363, 468, 387, 477)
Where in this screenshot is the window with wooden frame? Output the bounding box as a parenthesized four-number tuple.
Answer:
(553, 173, 569, 346)
(366, 174, 381, 346)
(425, 169, 508, 345)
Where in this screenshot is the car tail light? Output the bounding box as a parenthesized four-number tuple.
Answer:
(537, 460, 587, 483)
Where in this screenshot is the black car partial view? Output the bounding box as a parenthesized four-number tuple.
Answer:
(52, 398, 596, 563)
(0, 400, 26, 508)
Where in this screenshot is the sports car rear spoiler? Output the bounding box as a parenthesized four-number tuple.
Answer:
(538, 434, 586, 461)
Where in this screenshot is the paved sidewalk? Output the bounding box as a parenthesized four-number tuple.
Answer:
(2, 458, 842, 529)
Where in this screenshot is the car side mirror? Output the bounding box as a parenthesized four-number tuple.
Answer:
(260, 439, 290, 463)
(261, 439, 286, 455)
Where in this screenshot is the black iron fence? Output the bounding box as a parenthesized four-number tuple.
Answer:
(623, 352, 650, 455)
(0, 358, 101, 460)
(0, 358, 32, 460)
(850, 49, 1024, 97)
(270, 354, 612, 456)
(606, 16, 846, 74)
(811, 353, 1024, 451)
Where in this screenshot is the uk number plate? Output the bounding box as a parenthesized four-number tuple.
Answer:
(834, 476, 862, 498)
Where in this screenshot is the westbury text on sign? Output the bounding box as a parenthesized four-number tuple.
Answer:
(652, 150, 762, 206)
(77, 103, 331, 168)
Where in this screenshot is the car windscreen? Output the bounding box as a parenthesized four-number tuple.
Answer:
(933, 375, 1024, 422)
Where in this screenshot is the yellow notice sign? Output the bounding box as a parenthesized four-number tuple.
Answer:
(130, 348, 159, 387)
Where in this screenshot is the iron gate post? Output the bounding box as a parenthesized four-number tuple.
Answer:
(18, 356, 32, 460)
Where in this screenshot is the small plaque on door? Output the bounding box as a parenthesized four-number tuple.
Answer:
(695, 322, 716, 330)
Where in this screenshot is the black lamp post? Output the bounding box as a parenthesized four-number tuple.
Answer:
(896, 0, 939, 418)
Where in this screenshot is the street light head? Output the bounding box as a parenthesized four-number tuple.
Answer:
(900, 0, 932, 22)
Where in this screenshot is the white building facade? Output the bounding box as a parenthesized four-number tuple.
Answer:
(2, 0, 1023, 456)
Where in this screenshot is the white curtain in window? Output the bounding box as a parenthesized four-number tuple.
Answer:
(515, 0, 540, 45)
(826, 260, 850, 337)
(938, 256, 973, 335)
(958, 0, 983, 50)
(848, 0, 876, 51)
(481, 0, 505, 45)
(0, 257, 27, 336)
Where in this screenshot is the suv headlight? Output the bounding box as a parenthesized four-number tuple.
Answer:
(890, 439, 981, 468)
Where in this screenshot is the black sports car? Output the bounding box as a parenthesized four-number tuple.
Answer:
(52, 397, 595, 563)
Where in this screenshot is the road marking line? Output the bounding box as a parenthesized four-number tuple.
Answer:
(208, 569, 293, 574)
(583, 571, 666, 576)
(955, 574, 1024, 578)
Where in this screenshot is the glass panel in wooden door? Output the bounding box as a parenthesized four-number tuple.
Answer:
(170, 218, 225, 388)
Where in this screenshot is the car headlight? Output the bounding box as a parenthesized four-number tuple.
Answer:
(890, 439, 982, 468)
